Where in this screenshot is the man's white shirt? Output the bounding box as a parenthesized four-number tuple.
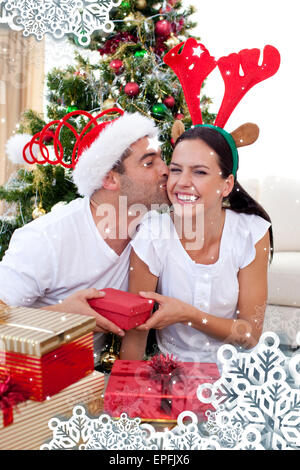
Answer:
(0, 197, 131, 356)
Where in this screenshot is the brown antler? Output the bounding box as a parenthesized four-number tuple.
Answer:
(215, 45, 281, 128)
(164, 38, 217, 125)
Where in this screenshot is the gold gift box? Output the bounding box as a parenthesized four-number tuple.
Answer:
(0, 371, 105, 450)
(0, 305, 96, 357)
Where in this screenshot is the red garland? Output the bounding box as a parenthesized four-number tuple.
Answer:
(0, 376, 29, 427)
(171, 18, 185, 35)
(98, 32, 138, 56)
(154, 37, 167, 57)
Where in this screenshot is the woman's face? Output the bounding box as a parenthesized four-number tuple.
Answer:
(167, 138, 233, 213)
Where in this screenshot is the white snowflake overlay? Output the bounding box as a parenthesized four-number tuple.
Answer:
(41, 333, 300, 450)
(1, 0, 122, 45)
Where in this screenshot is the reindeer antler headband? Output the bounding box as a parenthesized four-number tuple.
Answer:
(164, 39, 281, 176)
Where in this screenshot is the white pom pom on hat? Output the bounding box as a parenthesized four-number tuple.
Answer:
(72, 112, 158, 198)
(5, 133, 38, 165)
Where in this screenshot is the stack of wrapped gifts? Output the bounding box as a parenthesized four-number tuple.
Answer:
(0, 289, 221, 448)
(0, 304, 105, 450)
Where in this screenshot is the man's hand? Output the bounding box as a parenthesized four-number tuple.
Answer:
(44, 288, 125, 337)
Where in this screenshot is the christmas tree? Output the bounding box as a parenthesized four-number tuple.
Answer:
(0, 0, 215, 261)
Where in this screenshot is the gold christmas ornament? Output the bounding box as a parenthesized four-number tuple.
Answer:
(165, 33, 181, 48)
(136, 0, 147, 10)
(32, 203, 46, 219)
(99, 334, 119, 372)
(99, 347, 119, 373)
(102, 96, 116, 110)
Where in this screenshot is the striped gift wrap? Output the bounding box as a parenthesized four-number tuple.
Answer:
(0, 371, 105, 450)
(0, 306, 96, 400)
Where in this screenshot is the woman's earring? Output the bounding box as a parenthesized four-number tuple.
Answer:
(222, 197, 231, 208)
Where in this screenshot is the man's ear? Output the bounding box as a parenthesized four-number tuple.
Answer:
(101, 170, 121, 191)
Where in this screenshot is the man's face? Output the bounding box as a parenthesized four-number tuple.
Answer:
(118, 136, 170, 209)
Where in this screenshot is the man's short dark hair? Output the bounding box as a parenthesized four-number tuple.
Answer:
(111, 147, 132, 175)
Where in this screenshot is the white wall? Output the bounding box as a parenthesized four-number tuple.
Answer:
(183, 0, 300, 181)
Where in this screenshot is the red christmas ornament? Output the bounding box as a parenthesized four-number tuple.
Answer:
(155, 19, 172, 39)
(109, 59, 124, 74)
(42, 129, 55, 144)
(124, 81, 140, 97)
(163, 96, 175, 108)
(175, 113, 184, 120)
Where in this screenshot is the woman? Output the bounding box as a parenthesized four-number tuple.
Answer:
(120, 125, 273, 365)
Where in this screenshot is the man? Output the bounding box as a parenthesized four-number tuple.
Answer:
(0, 111, 169, 358)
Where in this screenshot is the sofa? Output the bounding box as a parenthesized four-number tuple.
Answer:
(240, 176, 300, 350)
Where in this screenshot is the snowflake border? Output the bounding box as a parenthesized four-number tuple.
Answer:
(1, 0, 122, 45)
(41, 333, 300, 450)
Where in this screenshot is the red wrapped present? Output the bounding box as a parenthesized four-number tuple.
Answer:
(88, 288, 154, 330)
(103, 357, 220, 423)
(0, 305, 96, 401)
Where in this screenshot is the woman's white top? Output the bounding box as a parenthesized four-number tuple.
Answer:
(130, 209, 271, 364)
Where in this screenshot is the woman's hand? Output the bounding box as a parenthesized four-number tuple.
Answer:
(137, 291, 192, 330)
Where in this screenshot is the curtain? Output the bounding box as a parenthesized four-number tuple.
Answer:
(0, 27, 45, 192)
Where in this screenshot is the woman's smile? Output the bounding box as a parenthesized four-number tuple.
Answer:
(174, 192, 200, 204)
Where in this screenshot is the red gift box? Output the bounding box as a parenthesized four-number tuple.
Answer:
(0, 306, 96, 401)
(88, 288, 154, 330)
(104, 359, 220, 422)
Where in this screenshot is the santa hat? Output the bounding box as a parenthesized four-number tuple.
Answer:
(7, 110, 159, 198)
(73, 111, 158, 197)
(5, 133, 39, 164)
